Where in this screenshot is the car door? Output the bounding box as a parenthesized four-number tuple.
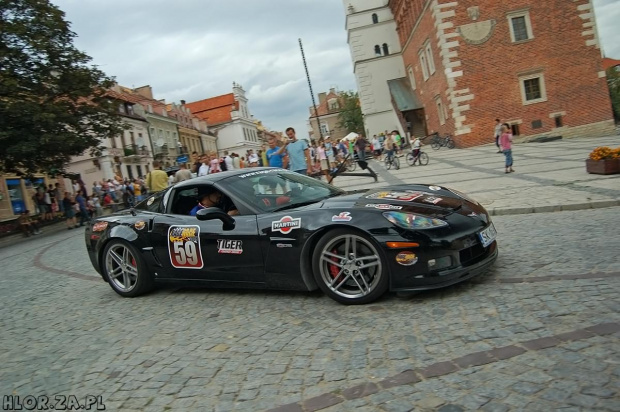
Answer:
(151, 213, 264, 284)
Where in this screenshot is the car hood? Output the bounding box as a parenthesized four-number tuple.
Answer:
(319, 185, 481, 219)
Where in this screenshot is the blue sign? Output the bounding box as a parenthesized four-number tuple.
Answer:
(176, 155, 189, 163)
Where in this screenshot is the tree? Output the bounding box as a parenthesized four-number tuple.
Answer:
(337, 91, 364, 135)
(0, 0, 124, 176)
(607, 67, 620, 122)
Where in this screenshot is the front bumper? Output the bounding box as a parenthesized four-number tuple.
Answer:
(390, 242, 498, 292)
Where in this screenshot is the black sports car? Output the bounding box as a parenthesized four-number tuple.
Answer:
(85, 167, 497, 304)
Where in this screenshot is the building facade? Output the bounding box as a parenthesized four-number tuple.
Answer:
(387, 0, 615, 146)
(67, 89, 154, 183)
(186, 83, 261, 156)
(344, 0, 409, 139)
(166, 102, 203, 159)
(307, 88, 350, 142)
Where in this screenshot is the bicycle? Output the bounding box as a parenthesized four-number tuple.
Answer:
(384, 151, 400, 170)
(406, 148, 429, 166)
(430, 133, 455, 150)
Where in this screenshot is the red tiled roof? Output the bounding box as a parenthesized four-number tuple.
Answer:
(602, 57, 620, 71)
(310, 91, 341, 118)
(186, 94, 238, 125)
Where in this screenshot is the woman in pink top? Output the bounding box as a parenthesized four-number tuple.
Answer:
(499, 123, 514, 173)
(208, 153, 221, 174)
(317, 142, 329, 179)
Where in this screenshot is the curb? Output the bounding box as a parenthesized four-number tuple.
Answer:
(489, 199, 620, 216)
(0, 222, 81, 250)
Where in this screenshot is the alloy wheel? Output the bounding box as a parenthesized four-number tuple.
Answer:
(104, 244, 139, 293)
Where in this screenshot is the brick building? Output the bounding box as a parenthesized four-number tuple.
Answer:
(383, 0, 615, 146)
(307, 88, 350, 142)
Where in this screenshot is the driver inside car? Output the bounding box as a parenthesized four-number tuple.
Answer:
(189, 190, 239, 216)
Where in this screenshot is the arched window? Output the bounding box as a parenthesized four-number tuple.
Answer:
(382, 43, 389, 55)
(374, 45, 381, 56)
(372, 13, 378, 24)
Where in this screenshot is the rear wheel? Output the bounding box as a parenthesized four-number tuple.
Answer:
(431, 140, 440, 150)
(419, 152, 429, 165)
(385, 157, 392, 170)
(312, 229, 388, 304)
(102, 240, 153, 297)
(346, 160, 357, 172)
(394, 156, 400, 170)
(406, 153, 415, 166)
(447, 138, 455, 149)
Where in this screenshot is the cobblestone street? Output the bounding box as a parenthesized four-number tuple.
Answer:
(1, 207, 619, 411)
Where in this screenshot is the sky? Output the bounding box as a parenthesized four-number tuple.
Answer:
(51, 0, 620, 137)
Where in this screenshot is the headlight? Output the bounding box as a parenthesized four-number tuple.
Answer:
(383, 212, 448, 230)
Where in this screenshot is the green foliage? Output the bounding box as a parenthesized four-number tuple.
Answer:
(0, 0, 124, 176)
(607, 67, 620, 121)
(336, 91, 364, 134)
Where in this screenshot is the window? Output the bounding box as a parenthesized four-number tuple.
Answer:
(407, 66, 416, 91)
(511, 124, 520, 136)
(435, 96, 446, 125)
(419, 51, 429, 80)
(320, 123, 329, 136)
(382, 43, 389, 56)
(508, 10, 533, 42)
(554, 115, 563, 128)
(372, 13, 378, 24)
(374, 45, 381, 56)
(425, 42, 435, 75)
(243, 129, 248, 140)
(519, 73, 547, 105)
(126, 104, 134, 115)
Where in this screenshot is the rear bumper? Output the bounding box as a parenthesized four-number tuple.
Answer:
(391, 247, 497, 292)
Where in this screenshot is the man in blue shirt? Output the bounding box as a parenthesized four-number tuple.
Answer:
(266, 137, 286, 168)
(284, 127, 312, 175)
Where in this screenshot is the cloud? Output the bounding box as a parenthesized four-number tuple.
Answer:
(593, 0, 620, 58)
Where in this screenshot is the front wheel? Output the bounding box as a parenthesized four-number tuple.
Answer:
(346, 161, 357, 172)
(385, 157, 392, 170)
(447, 139, 455, 149)
(419, 152, 429, 165)
(312, 229, 389, 304)
(431, 140, 440, 150)
(102, 240, 153, 297)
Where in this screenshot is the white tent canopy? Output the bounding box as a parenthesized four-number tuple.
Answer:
(343, 132, 359, 141)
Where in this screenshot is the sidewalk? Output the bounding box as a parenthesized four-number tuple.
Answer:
(330, 135, 620, 215)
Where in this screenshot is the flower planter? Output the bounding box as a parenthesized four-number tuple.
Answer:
(586, 158, 620, 175)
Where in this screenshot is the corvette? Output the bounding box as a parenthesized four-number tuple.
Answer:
(85, 167, 497, 304)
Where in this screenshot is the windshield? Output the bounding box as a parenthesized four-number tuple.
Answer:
(221, 169, 344, 213)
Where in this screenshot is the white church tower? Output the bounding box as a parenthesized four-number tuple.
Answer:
(343, 0, 406, 138)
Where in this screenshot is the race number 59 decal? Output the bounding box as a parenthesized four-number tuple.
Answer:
(168, 225, 204, 269)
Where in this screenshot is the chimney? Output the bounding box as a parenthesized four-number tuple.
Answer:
(318, 92, 327, 104)
(134, 85, 153, 99)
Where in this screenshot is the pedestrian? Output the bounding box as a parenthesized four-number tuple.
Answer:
(384, 133, 395, 163)
(392, 131, 402, 154)
(132, 179, 143, 202)
(499, 123, 515, 173)
(317, 140, 330, 179)
(354, 134, 367, 160)
(240, 157, 246, 168)
(248, 150, 259, 167)
(62, 192, 77, 229)
(284, 127, 312, 175)
(372, 135, 381, 160)
(75, 190, 89, 226)
(224, 151, 234, 171)
(411, 135, 423, 164)
(209, 151, 222, 174)
(232, 153, 241, 169)
(494, 118, 502, 153)
(54, 183, 64, 214)
(266, 137, 286, 168)
(174, 163, 193, 183)
(191, 151, 202, 174)
(198, 154, 210, 176)
(145, 160, 168, 192)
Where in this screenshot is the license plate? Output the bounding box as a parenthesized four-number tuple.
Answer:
(478, 223, 497, 248)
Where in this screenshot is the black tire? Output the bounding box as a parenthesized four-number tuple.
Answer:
(431, 140, 440, 150)
(312, 229, 389, 304)
(346, 161, 357, 172)
(394, 156, 400, 170)
(406, 153, 415, 166)
(419, 152, 429, 165)
(447, 139, 455, 149)
(385, 157, 392, 170)
(101, 239, 153, 297)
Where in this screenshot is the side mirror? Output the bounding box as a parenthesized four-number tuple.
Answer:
(195, 207, 236, 231)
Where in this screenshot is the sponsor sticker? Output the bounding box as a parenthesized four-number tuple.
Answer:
(332, 212, 352, 222)
(423, 197, 442, 205)
(134, 221, 146, 230)
(92, 221, 109, 232)
(276, 243, 293, 248)
(238, 169, 277, 179)
(366, 191, 424, 202)
(364, 204, 403, 210)
(396, 251, 418, 266)
(428, 185, 442, 191)
(272, 216, 301, 234)
(168, 225, 203, 269)
(217, 239, 243, 254)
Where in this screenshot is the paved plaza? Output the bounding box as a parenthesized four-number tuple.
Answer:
(0, 136, 619, 411)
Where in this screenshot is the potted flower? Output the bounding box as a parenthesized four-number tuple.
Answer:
(586, 146, 620, 175)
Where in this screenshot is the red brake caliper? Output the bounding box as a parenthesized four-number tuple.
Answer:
(328, 248, 341, 279)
